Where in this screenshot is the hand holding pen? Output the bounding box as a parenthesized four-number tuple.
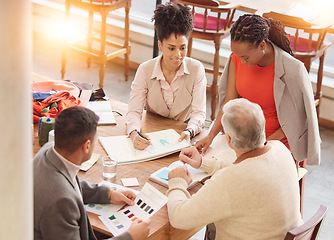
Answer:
(130, 129, 151, 150)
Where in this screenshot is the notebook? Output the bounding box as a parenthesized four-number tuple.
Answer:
(149, 133, 236, 189)
(150, 160, 211, 189)
(86, 101, 116, 125)
(99, 129, 191, 164)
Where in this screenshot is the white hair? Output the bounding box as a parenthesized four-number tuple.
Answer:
(221, 98, 266, 152)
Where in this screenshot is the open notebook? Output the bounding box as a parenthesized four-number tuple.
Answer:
(150, 160, 211, 189)
(99, 129, 191, 164)
(150, 133, 236, 189)
(86, 101, 116, 125)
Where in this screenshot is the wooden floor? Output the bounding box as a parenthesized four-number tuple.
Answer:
(33, 33, 334, 240)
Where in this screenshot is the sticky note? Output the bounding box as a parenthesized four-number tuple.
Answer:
(121, 178, 140, 187)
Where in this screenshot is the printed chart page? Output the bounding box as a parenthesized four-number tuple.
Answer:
(99, 182, 168, 236)
(99, 129, 191, 164)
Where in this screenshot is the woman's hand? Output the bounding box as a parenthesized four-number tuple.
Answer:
(194, 135, 214, 155)
(130, 130, 151, 150)
(178, 131, 191, 142)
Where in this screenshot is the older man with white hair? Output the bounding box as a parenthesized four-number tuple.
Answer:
(166, 98, 303, 240)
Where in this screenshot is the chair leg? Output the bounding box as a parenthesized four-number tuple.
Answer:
(98, 13, 107, 89)
(315, 52, 325, 120)
(61, 50, 67, 80)
(303, 58, 311, 73)
(124, 5, 130, 81)
(87, 10, 94, 69)
(187, 35, 193, 57)
(298, 160, 307, 217)
(61, 0, 71, 79)
(210, 37, 221, 121)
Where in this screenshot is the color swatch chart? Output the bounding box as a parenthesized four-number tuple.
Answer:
(100, 182, 168, 236)
(85, 181, 139, 217)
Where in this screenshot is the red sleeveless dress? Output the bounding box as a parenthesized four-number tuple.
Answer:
(231, 54, 289, 148)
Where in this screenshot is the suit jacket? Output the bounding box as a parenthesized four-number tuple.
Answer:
(218, 43, 321, 165)
(34, 142, 132, 240)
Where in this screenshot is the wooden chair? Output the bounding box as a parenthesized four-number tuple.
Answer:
(263, 11, 332, 119)
(284, 205, 328, 240)
(172, 0, 240, 120)
(61, 0, 131, 89)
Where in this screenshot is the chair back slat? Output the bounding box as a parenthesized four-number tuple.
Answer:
(203, 9, 208, 32)
(217, 13, 221, 32)
(263, 11, 331, 55)
(181, 0, 219, 7)
(176, 0, 239, 33)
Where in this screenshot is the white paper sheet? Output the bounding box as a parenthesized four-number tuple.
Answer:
(84, 181, 139, 217)
(99, 129, 191, 164)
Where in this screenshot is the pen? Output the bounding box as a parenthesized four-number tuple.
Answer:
(135, 129, 149, 141)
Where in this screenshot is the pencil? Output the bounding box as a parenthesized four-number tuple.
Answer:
(135, 129, 149, 140)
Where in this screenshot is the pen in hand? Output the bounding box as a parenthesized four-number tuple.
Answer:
(135, 129, 149, 141)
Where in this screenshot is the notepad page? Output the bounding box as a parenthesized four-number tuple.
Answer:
(204, 133, 236, 168)
(86, 101, 116, 125)
(99, 129, 191, 164)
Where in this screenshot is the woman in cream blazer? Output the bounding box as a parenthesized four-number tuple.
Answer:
(196, 14, 320, 165)
(126, 2, 206, 150)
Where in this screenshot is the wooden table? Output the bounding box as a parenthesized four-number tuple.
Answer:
(33, 99, 205, 240)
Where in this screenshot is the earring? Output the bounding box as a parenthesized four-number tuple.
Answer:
(262, 49, 265, 54)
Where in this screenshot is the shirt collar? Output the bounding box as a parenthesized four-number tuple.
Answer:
(53, 146, 81, 182)
(151, 55, 190, 81)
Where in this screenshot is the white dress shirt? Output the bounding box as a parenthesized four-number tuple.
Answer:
(53, 146, 82, 200)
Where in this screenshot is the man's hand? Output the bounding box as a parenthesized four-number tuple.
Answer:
(109, 189, 136, 206)
(179, 146, 202, 169)
(127, 219, 150, 240)
(168, 165, 192, 185)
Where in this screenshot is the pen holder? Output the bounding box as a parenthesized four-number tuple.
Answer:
(39, 117, 55, 146)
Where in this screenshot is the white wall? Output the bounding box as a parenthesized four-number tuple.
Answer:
(0, 0, 33, 239)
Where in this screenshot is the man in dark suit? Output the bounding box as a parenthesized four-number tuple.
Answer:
(34, 107, 150, 240)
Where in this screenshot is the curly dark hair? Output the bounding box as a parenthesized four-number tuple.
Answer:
(230, 14, 293, 55)
(152, 2, 193, 42)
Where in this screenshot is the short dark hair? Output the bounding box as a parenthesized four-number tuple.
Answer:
(54, 107, 99, 152)
(230, 14, 292, 55)
(152, 2, 193, 42)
